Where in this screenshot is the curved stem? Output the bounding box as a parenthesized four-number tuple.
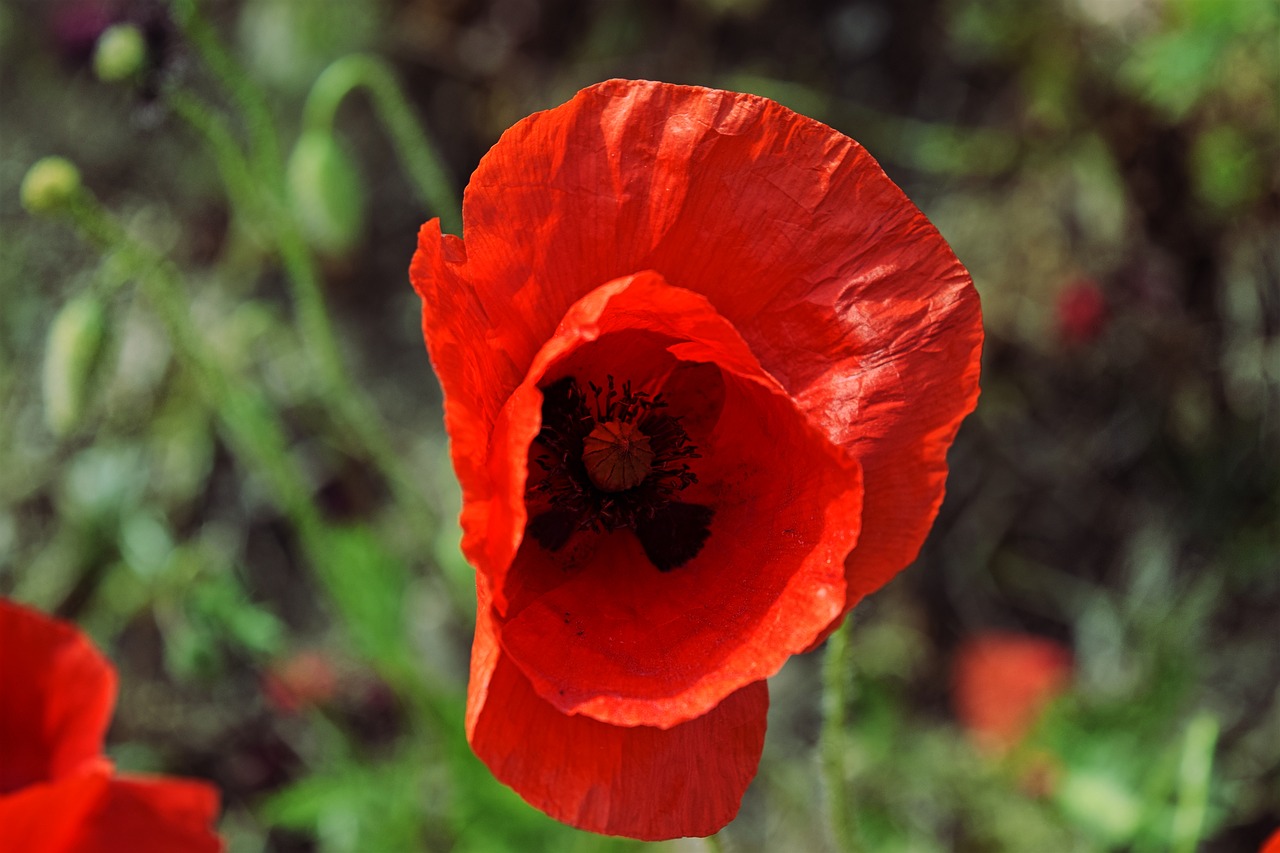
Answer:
(303, 54, 461, 233)
(169, 0, 284, 190)
(166, 89, 266, 232)
(161, 22, 471, 611)
(821, 616, 859, 853)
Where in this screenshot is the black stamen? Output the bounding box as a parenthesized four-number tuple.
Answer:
(634, 501, 716, 572)
(527, 374, 714, 571)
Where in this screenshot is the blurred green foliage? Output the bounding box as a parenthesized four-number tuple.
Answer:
(2, 0, 1278, 851)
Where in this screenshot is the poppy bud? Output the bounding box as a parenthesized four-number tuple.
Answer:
(20, 156, 82, 215)
(43, 294, 109, 436)
(286, 129, 366, 256)
(93, 23, 147, 82)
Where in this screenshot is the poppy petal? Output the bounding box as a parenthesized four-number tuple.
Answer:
(422, 79, 981, 619)
(410, 221, 526, 577)
(467, 576, 767, 841)
(0, 769, 223, 853)
(0, 762, 112, 853)
(469, 271, 861, 727)
(72, 776, 223, 853)
(0, 599, 116, 792)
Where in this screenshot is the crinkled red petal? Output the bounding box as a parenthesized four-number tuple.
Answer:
(0, 599, 116, 793)
(466, 575, 767, 841)
(475, 271, 861, 726)
(410, 222, 526, 576)
(411, 79, 982, 636)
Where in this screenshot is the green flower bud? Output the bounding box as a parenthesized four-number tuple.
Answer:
(94, 24, 148, 82)
(286, 129, 366, 256)
(43, 295, 109, 436)
(21, 156, 81, 215)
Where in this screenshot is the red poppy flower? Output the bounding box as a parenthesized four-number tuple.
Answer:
(261, 650, 340, 716)
(951, 632, 1073, 754)
(1055, 278, 1108, 345)
(410, 79, 983, 839)
(0, 598, 223, 852)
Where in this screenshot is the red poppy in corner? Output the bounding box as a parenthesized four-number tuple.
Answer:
(410, 79, 983, 839)
(0, 598, 223, 852)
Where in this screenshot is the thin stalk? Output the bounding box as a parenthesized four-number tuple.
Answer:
(166, 89, 267, 231)
(168, 0, 284, 189)
(303, 54, 461, 233)
(64, 191, 314, 525)
(161, 15, 471, 610)
(821, 616, 859, 853)
(166, 0, 365, 424)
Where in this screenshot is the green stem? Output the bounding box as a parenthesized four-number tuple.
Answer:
(166, 1, 351, 423)
(162, 31, 471, 612)
(303, 53, 461, 233)
(166, 89, 267, 232)
(64, 191, 313, 524)
(168, 0, 284, 189)
(58, 187, 463, 729)
(821, 616, 859, 853)
(1170, 712, 1218, 853)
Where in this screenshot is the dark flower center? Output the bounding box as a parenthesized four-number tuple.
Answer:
(527, 375, 714, 571)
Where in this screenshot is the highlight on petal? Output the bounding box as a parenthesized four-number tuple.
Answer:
(473, 271, 861, 727)
(466, 583, 767, 841)
(0, 598, 116, 793)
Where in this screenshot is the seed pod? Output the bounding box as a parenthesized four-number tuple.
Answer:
(286, 129, 366, 256)
(582, 420, 654, 492)
(43, 294, 108, 436)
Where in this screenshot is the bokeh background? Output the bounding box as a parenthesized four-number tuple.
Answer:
(2, 0, 1278, 850)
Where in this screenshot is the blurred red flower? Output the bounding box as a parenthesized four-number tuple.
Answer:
(952, 632, 1073, 754)
(411, 79, 983, 839)
(0, 598, 222, 852)
(1056, 278, 1108, 345)
(1261, 826, 1280, 853)
(261, 650, 339, 716)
